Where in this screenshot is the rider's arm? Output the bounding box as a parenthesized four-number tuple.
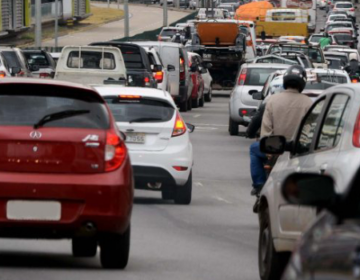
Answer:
(260, 100, 274, 137)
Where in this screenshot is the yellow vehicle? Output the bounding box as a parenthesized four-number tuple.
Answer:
(255, 21, 309, 37)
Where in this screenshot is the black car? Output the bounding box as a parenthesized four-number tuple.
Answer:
(90, 41, 158, 88)
(23, 50, 56, 78)
(279, 169, 360, 279)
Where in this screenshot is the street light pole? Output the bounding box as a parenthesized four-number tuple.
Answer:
(35, 0, 42, 47)
(163, 0, 168, 26)
(124, 0, 129, 37)
(55, 0, 59, 48)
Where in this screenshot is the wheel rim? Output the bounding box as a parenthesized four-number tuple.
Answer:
(259, 225, 270, 275)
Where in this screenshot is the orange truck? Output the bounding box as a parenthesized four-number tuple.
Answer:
(187, 20, 246, 90)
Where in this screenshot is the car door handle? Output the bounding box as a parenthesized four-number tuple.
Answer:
(320, 163, 328, 174)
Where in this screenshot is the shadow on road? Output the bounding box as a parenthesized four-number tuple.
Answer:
(0, 251, 101, 269)
(134, 197, 174, 205)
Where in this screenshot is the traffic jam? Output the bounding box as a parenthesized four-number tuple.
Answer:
(1, 0, 360, 278)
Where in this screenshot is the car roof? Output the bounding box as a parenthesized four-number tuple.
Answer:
(0, 78, 94, 91)
(133, 41, 183, 48)
(94, 86, 174, 103)
(335, 1, 353, 4)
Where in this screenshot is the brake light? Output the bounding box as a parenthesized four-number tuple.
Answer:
(241, 109, 248, 116)
(0, 71, 6, 78)
(238, 68, 247, 85)
(180, 57, 185, 81)
(173, 166, 188, 171)
(350, 8, 355, 11)
(144, 77, 151, 87)
(158, 36, 162, 41)
(39, 72, 50, 78)
(119, 95, 141, 99)
(154, 71, 163, 83)
(352, 79, 358, 83)
(172, 112, 186, 137)
(105, 130, 127, 172)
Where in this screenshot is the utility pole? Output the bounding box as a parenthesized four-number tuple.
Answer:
(118, 0, 120, 9)
(163, 0, 168, 26)
(124, 0, 129, 37)
(108, 0, 110, 8)
(35, 0, 42, 47)
(55, 0, 59, 48)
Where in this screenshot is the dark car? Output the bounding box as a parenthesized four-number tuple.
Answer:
(90, 42, 157, 88)
(0, 78, 134, 269)
(23, 49, 56, 78)
(333, 33, 357, 48)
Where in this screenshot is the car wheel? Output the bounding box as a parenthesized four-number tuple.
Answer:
(228, 118, 239, 136)
(199, 92, 205, 107)
(192, 98, 199, 108)
(179, 100, 187, 112)
(100, 226, 130, 269)
(187, 96, 193, 111)
(72, 237, 97, 257)
(205, 88, 212, 102)
(174, 172, 192, 205)
(258, 208, 290, 280)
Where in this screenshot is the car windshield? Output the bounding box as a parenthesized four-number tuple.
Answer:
(244, 68, 285, 86)
(160, 30, 178, 37)
(310, 36, 322, 43)
(2, 51, 22, 68)
(0, 84, 109, 128)
(104, 97, 175, 123)
(336, 3, 352, 8)
(269, 46, 323, 63)
(304, 82, 336, 90)
(24, 52, 50, 67)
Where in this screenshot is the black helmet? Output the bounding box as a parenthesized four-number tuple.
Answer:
(283, 65, 307, 92)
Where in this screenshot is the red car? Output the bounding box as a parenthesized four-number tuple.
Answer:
(0, 79, 133, 269)
(188, 52, 205, 108)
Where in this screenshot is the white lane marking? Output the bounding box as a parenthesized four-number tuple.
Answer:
(194, 182, 204, 187)
(192, 123, 228, 127)
(212, 195, 232, 204)
(196, 127, 218, 131)
(193, 114, 201, 118)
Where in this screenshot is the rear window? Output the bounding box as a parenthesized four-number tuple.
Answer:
(334, 34, 352, 41)
(336, 3, 352, 8)
(67, 51, 116, 70)
(244, 68, 283, 86)
(24, 52, 50, 67)
(104, 97, 175, 123)
(270, 46, 323, 63)
(318, 74, 347, 83)
(256, 57, 296, 65)
(120, 45, 144, 69)
(328, 59, 343, 69)
(325, 55, 349, 64)
(305, 82, 335, 90)
(327, 23, 352, 30)
(2, 51, 22, 68)
(160, 30, 177, 37)
(0, 84, 109, 129)
(272, 12, 296, 21)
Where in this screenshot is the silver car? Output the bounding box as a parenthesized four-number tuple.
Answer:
(257, 82, 360, 280)
(228, 63, 291, 135)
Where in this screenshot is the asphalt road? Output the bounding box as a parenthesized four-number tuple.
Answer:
(0, 6, 343, 280)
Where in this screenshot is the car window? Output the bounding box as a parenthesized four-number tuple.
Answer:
(269, 46, 323, 63)
(24, 52, 50, 67)
(256, 57, 296, 65)
(0, 84, 109, 129)
(244, 68, 283, 86)
(336, 3, 352, 8)
(295, 99, 326, 155)
(2, 51, 22, 68)
(119, 45, 145, 69)
(318, 74, 347, 83)
(160, 30, 177, 37)
(310, 36, 322, 43)
(67, 51, 116, 70)
(272, 12, 296, 21)
(104, 97, 175, 123)
(325, 55, 349, 64)
(316, 94, 350, 150)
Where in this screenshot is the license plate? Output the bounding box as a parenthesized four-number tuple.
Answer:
(126, 132, 146, 144)
(7, 201, 61, 221)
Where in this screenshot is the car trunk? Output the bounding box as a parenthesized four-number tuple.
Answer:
(103, 96, 175, 152)
(0, 83, 110, 173)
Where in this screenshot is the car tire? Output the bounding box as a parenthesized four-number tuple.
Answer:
(187, 96, 192, 111)
(174, 172, 192, 205)
(192, 98, 199, 108)
(228, 118, 239, 136)
(205, 88, 212, 102)
(258, 208, 290, 280)
(199, 93, 205, 107)
(179, 100, 187, 112)
(72, 237, 97, 257)
(100, 226, 131, 269)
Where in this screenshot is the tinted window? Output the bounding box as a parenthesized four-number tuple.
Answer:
(67, 51, 116, 70)
(119, 45, 145, 69)
(317, 94, 349, 150)
(104, 97, 175, 123)
(328, 59, 343, 69)
(269, 46, 323, 63)
(272, 12, 296, 21)
(334, 34, 352, 41)
(296, 99, 325, 155)
(24, 52, 50, 67)
(2, 51, 22, 68)
(256, 57, 296, 65)
(244, 68, 283, 86)
(0, 84, 109, 129)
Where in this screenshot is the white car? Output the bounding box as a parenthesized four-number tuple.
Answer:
(325, 13, 348, 24)
(317, 0, 327, 9)
(327, 48, 360, 60)
(333, 2, 356, 18)
(142, 46, 169, 92)
(95, 86, 194, 205)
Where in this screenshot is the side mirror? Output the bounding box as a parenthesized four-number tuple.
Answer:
(260, 135, 287, 154)
(167, 64, 176, 72)
(9, 67, 21, 76)
(261, 31, 266, 41)
(153, 64, 163, 72)
(252, 91, 263, 100)
(186, 123, 195, 133)
(248, 89, 258, 95)
(281, 173, 336, 208)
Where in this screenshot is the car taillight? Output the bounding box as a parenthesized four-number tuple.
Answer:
(105, 131, 127, 172)
(350, 8, 355, 11)
(39, 72, 50, 78)
(0, 71, 6, 78)
(154, 71, 163, 83)
(172, 112, 186, 137)
(158, 36, 162, 41)
(237, 68, 247, 85)
(144, 76, 151, 87)
(353, 110, 360, 147)
(352, 79, 358, 83)
(180, 57, 185, 81)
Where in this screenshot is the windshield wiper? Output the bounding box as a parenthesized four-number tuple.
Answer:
(129, 117, 163, 123)
(34, 110, 90, 129)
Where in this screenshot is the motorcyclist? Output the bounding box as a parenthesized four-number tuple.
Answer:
(248, 65, 312, 196)
(319, 32, 331, 49)
(344, 53, 360, 79)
